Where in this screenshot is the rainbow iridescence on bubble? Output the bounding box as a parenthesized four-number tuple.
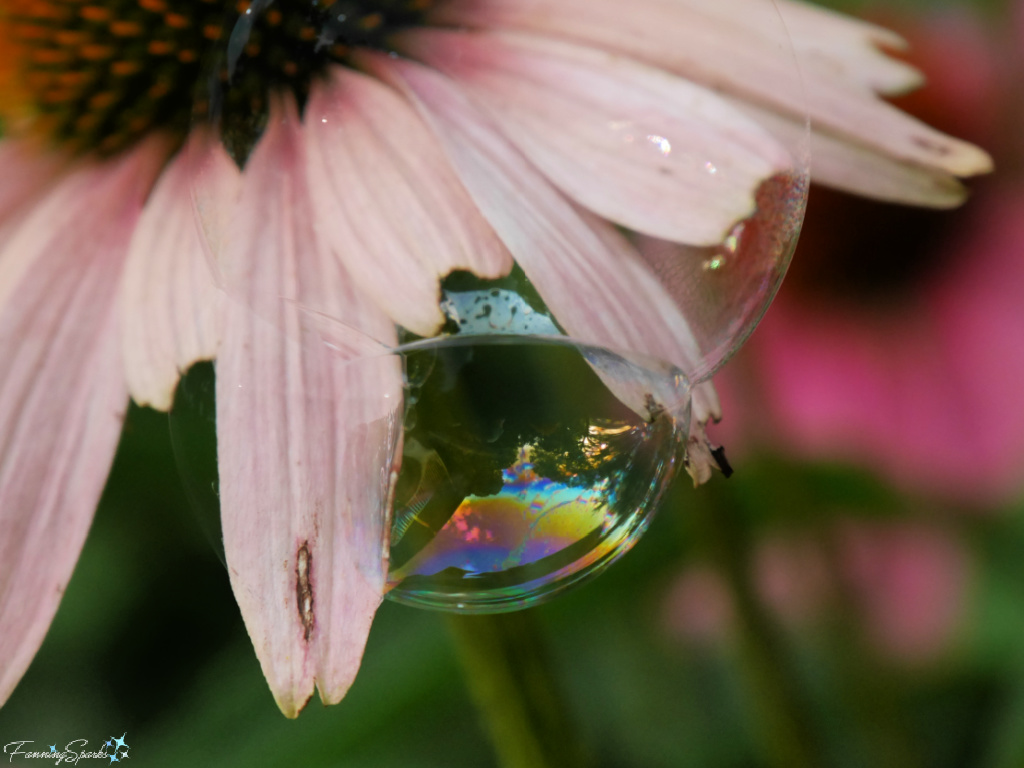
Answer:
(384, 336, 686, 612)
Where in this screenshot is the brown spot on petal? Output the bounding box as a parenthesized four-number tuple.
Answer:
(912, 136, 952, 156)
(295, 541, 315, 642)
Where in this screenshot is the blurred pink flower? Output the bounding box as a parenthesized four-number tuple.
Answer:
(663, 563, 735, 646)
(745, 186, 1024, 505)
(665, 520, 969, 663)
(838, 520, 969, 663)
(663, 533, 832, 644)
(0, 0, 989, 716)
(712, 7, 1021, 505)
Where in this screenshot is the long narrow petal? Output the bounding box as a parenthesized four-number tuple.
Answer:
(437, 0, 992, 184)
(400, 29, 790, 245)
(119, 140, 232, 410)
(0, 141, 163, 705)
(736, 100, 969, 207)
(304, 68, 512, 336)
(658, 0, 924, 96)
(364, 55, 710, 417)
(0, 141, 69, 300)
(0, 140, 65, 232)
(216, 98, 400, 717)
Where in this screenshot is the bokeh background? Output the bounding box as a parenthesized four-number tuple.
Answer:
(4, 0, 1024, 765)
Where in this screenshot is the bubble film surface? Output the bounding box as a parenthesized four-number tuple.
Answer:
(386, 338, 687, 612)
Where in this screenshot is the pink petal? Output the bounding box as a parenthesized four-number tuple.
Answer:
(400, 29, 789, 246)
(0, 140, 67, 228)
(0, 142, 70, 300)
(574, 206, 722, 426)
(303, 67, 512, 336)
(119, 140, 231, 410)
(438, 0, 992, 181)
(737, 0, 924, 95)
(0, 140, 164, 704)
(734, 101, 968, 207)
(365, 55, 703, 384)
(216, 97, 401, 717)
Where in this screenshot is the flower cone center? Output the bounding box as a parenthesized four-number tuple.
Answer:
(0, 0, 433, 154)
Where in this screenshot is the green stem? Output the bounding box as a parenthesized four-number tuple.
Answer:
(696, 486, 824, 768)
(448, 611, 590, 768)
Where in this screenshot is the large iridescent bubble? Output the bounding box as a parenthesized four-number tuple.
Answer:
(179, 0, 809, 611)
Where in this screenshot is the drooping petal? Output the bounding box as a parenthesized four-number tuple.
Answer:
(304, 67, 512, 336)
(119, 139, 233, 410)
(734, 100, 969, 207)
(400, 29, 790, 245)
(438, 0, 992, 189)
(575, 205, 722, 427)
(0, 141, 164, 705)
(365, 55, 719, 423)
(215, 97, 400, 717)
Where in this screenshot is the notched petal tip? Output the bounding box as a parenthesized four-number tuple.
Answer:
(217, 100, 394, 722)
(275, 689, 316, 720)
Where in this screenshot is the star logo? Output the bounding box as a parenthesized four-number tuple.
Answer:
(113, 734, 128, 751)
(48, 745, 56, 753)
(108, 754, 119, 764)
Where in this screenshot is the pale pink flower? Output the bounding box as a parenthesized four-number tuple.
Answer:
(0, 0, 988, 717)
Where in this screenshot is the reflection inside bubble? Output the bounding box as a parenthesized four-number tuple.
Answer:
(385, 338, 687, 613)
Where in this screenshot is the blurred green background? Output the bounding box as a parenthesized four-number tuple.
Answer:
(5, 0, 1024, 766)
